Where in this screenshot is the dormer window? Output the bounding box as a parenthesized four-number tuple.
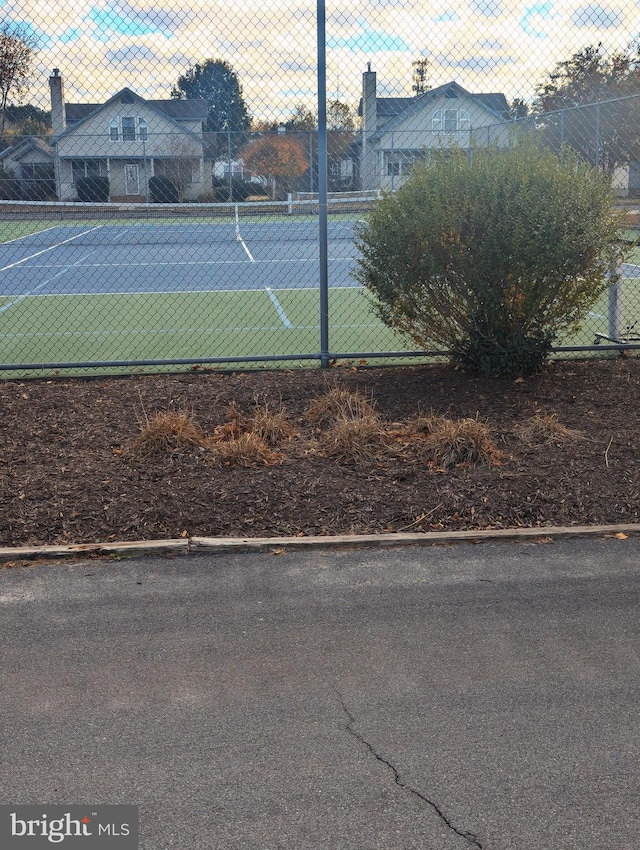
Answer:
(431, 108, 470, 133)
(109, 116, 149, 141)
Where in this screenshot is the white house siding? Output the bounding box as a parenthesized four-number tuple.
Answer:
(375, 94, 510, 191)
(56, 99, 205, 200)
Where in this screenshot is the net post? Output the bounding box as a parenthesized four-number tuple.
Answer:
(317, 0, 330, 368)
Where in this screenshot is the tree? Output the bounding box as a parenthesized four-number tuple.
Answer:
(327, 100, 356, 133)
(240, 134, 308, 199)
(355, 138, 624, 376)
(533, 42, 640, 172)
(411, 57, 430, 95)
(172, 59, 251, 156)
(3, 103, 50, 140)
(327, 100, 358, 191)
(509, 98, 530, 120)
(283, 104, 316, 131)
(0, 23, 38, 139)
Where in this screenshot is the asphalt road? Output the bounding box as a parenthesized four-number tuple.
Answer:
(1, 537, 640, 849)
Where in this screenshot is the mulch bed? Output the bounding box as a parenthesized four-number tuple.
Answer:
(2, 358, 640, 546)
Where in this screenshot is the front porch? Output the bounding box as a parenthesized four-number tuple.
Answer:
(57, 156, 207, 201)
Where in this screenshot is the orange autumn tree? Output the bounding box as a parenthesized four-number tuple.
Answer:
(241, 134, 308, 199)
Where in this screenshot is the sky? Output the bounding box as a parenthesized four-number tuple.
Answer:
(3, 0, 640, 120)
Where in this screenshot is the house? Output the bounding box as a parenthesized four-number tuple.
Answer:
(0, 135, 56, 199)
(0, 71, 211, 202)
(45, 69, 209, 202)
(359, 66, 510, 191)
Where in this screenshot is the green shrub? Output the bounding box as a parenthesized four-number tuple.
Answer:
(149, 175, 178, 203)
(76, 175, 109, 202)
(354, 137, 625, 376)
(0, 177, 22, 200)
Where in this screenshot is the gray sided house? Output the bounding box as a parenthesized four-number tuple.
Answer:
(359, 67, 510, 191)
(0, 135, 56, 199)
(49, 70, 209, 201)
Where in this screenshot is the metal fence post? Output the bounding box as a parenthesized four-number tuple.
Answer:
(317, 0, 329, 367)
(227, 130, 233, 202)
(608, 261, 624, 341)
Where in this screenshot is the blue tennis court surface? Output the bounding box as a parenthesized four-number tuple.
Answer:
(0, 219, 361, 298)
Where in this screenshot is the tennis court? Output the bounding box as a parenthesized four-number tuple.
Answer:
(0, 203, 403, 373)
(1, 201, 639, 375)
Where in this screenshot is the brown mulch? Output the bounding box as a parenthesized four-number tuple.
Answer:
(2, 358, 640, 547)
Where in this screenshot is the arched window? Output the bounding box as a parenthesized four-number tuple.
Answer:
(109, 119, 118, 141)
(139, 119, 148, 141)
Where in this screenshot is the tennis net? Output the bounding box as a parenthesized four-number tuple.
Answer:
(0, 198, 372, 246)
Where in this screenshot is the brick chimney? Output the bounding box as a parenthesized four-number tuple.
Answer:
(49, 69, 66, 136)
(361, 64, 377, 190)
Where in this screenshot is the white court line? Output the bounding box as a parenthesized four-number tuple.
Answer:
(2, 323, 378, 340)
(0, 225, 103, 272)
(239, 239, 255, 262)
(264, 286, 293, 328)
(15, 283, 363, 297)
(234, 203, 255, 261)
(1, 225, 63, 245)
(18, 256, 355, 270)
(0, 251, 98, 314)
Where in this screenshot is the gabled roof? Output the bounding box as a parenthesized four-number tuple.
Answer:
(56, 88, 208, 141)
(0, 135, 54, 161)
(361, 81, 510, 141)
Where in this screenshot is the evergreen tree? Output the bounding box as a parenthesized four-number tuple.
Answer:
(172, 59, 251, 155)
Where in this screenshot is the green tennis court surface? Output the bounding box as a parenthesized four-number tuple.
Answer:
(2, 280, 637, 377)
(0, 286, 408, 376)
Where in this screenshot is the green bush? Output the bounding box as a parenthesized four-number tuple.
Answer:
(0, 177, 22, 200)
(149, 175, 179, 203)
(76, 175, 109, 202)
(355, 138, 625, 376)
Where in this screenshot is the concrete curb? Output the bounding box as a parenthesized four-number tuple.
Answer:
(1, 524, 639, 565)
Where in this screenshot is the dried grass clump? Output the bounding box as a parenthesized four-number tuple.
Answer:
(212, 401, 245, 442)
(129, 409, 206, 460)
(406, 412, 448, 436)
(248, 399, 296, 445)
(320, 414, 393, 463)
(516, 413, 581, 446)
(422, 417, 502, 469)
(304, 386, 376, 426)
(210, 432, 284, 467)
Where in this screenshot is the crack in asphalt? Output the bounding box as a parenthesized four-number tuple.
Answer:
(335, 690, 484, 849)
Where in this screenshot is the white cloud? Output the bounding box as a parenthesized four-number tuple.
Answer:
(8, 0, 640, 119)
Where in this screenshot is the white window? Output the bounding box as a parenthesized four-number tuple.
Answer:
(122, 116, 136, 141)
(384, 150, 423, 177)
(71, 159, 104, 184)
(431, 108, 470, 133)
(110, 116, 149, 141)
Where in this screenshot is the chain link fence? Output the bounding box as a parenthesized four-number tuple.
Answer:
(1, 1, 640, 375)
